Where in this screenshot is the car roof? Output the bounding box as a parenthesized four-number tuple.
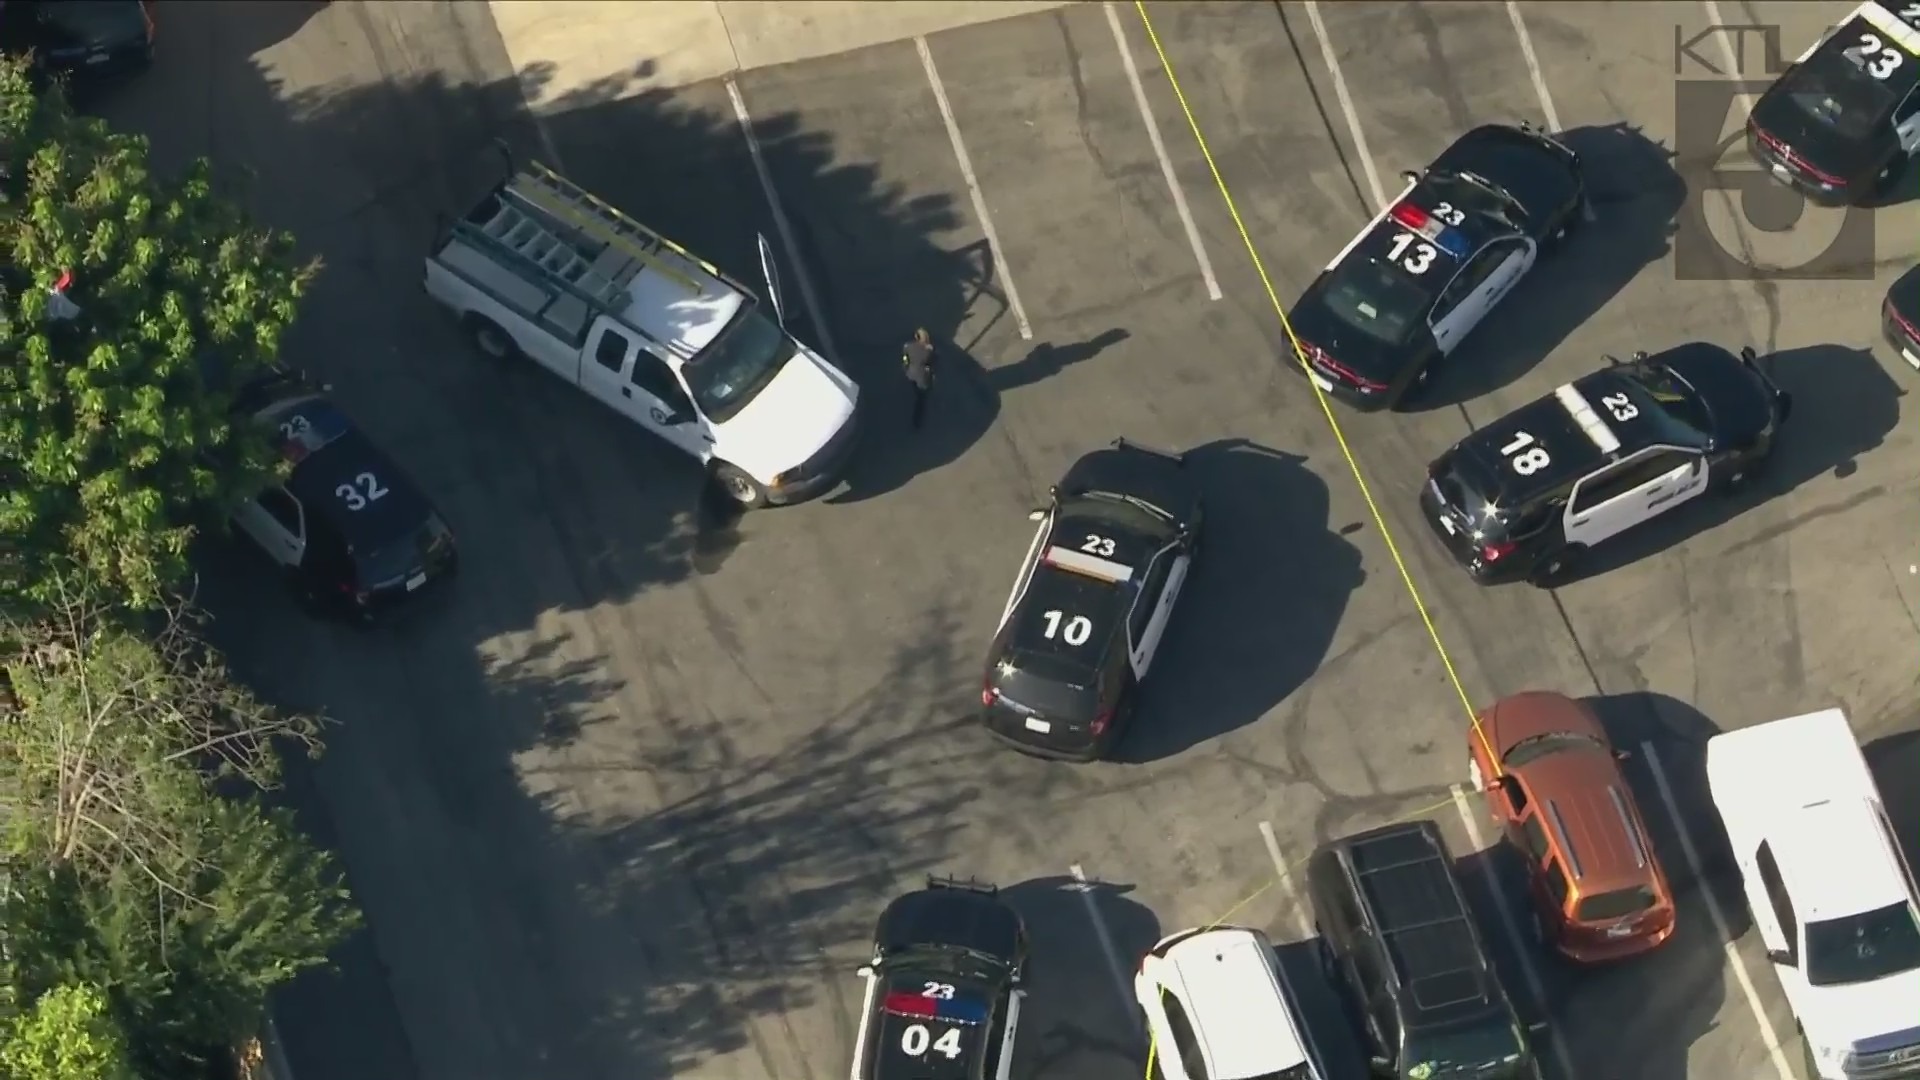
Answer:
(1340, 824, 1497, 1026)
(870, 968, 995, 1080)
(268, 400, 435, 547)
(1003, 544, 1138, 675)
(1161, 928, 1310, 1078)
(1766, 799, 1911, 921)
(1340, 201, 1476, 305)
(1059, 442, 1197, 528)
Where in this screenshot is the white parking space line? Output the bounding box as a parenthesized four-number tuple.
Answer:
(1448, 785, 1580, 1080)
(1258, 820, 1315, 940)
(1300, 0, 1387, 212)
(1504, 2, 1562, 134)
(726, 78, 842, 362)
(1069, 864, 1142, 1033)
(1103, 1, 1222, 301)
(916, 36, 1035, 340)
(1639, 742, 1797, 1080)
(1699, 0, 1761, 115)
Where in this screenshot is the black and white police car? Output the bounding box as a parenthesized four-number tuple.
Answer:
(1286, 122, 1586, 410)
(850, 876, 1027, 1080)
(229, 368, 456, 621)
(981, 439, 1202, 761)
(1420, 343, 1792, 586)
(1883, 263, 1920, 370)
(1748, 0, 1920, 205)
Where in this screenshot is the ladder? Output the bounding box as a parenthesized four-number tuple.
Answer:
(480, 199, 627, 307)
(502, 162, 715, 297)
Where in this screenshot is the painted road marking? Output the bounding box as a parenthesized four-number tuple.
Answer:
(727, 78, 842, 362)
(1301, 0, 1387, 211)
(1450, 785, 1580, 1080)
(1104, 1, 1221, 301)
(917, 35, 1034, 340)
(1640, 741, 1795, 1080)
(1258, 820, 1315, 940)
(1070, 864, 1142, 1033)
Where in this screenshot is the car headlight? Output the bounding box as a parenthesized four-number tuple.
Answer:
(1812, 1040, 1849, 1071)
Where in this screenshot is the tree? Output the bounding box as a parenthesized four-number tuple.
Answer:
(0, 566, 360, 1074)
(0, 56, 317, 611)
(0, 984, 134, 1080)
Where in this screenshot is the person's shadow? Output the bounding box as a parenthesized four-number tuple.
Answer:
(827, 328, 1131, 505)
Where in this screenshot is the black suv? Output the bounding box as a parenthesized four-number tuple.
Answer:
(1306, 820, 1544, 1080)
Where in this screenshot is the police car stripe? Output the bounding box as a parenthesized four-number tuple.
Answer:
(1554, 383, 1622, 455)
(1043, 547, 1134, 584)
(1864, 1, 1920, 53)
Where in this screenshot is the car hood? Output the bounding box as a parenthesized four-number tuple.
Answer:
(1800, 968, 1920, 1051)
(1434, 125, 1581, 230)
(710, 346, 858, 481)
(877, 888, 1021, 963)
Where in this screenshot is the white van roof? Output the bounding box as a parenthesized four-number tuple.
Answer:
(1163, 928, 1310, 1079)
(623, 255, 746, 357)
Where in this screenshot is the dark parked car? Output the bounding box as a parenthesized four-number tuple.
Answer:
(0, 0, 154, 96)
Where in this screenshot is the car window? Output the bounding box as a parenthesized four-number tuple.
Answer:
(682, 307, 797, 423)
(1543, 858, 1572, 912)
(1805, 902, 1920, 987)
(1622, 360, 1714, 437)
(593, 327, 632, 373)
(1161, 993, 1209, 1080)
(1521, 815, 1551, 861)
(1897, 86, 1920, 124)
(1568, 451, 1691, 514)
(1402, 1020, 1527, 1077)
(1501, 776, 1532, 817)
(1575, 885, 1658, 922)
(259, 487, 302, 535)
(1790, 39, 1904, 140)
(1501, 731, 1610, 769)
(630, 352, 690, 410)
(1755, 842, 1799, 957)
(1322, 258, 1430, 345)
(1127, 551, 1172, 643)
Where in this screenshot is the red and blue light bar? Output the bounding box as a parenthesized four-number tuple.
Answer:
(883, 991, 989, 1025)
(1388, 203, 1471, 258)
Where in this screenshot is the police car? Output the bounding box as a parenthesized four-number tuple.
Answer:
(1748, 0, 1920, 205)
(1883, 263, 1920, 370)
(849, 877, 1027, 1080)
(229, 368, 457, 620)
(1420, 343, 1792, 586)
(1286, 122, 1586, 410)
(981, 439, 1202, 761)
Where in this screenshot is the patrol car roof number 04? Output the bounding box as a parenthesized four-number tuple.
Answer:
(335, 473, 390, 511)
(899, 981, 964, 1060)
(1844, 32, 1906, 78)
(1500, 431, 1551, 476)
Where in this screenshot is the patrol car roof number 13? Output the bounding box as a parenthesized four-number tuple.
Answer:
(1386, 202, 1468, 275)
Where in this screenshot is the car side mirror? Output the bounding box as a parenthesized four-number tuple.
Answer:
(856, 964, 874, 977)
(1767, 948, 1793, 967)
(1027, 509, 1047, 522)
(1603, 353, 1621, 367)
(1528, 1019, 1551, 1035)
(1614, 748, 1632, 762)
(1369, 1054, 1393, 1071)
(1485, 775, 1506, 790)
(1740, 345, 1759, 364)
(1400, 169, 1418, 183)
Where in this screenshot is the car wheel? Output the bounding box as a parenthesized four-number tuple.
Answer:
(465, 316, 517, 361)
(711, 462, 768, 509)
(1528, 544, 1585, 588)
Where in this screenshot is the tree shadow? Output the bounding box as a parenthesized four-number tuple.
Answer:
(1566, 342, 1905, 581)
(1116, 439, 1366, 763)
(827, 326, 1132, 505)
(1406, 123, 1683, 412)
(1865, 728, 1920, 872)
(104, 4, 1033, 1078)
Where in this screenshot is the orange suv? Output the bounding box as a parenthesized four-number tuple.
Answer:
(1467, 690, 1676, 963)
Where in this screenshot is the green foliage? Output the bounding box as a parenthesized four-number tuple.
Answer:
(0, 984, 134, 1080)
(0, 55, 316, 611)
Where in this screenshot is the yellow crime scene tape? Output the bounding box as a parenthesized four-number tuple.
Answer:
(1128, 4, 1515, 1072)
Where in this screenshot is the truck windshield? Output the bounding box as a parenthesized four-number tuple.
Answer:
(1805, 902, 1920, 987)
(684, 307, 796, 424)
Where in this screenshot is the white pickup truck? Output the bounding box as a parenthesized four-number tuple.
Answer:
(1705, 708, 1920, 1080)
(423, 150, 859, 508)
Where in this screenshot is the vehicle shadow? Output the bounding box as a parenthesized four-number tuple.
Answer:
(1271, 937, 1371, 1076)
(1451, 839, 1723, 1080)
(1865, 728, 1920, 872)
(1115, 438, 1367, 763)
(1407, 122, 1684, 412)
(996, 875, 1157, 1078)
(827, 325, 1132, 505)
(1564, 342, 1905, 582)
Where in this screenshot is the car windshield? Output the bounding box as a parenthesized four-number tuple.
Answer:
(1323, 258, 1427, 346)
(1622, 360, 1713, 437)
(682, 307, 796, 423)
(1805, 902, 1920, 987)
(1402, 1020, 1528, 1078)
(1501, 731, 1609, 770)
(1574, 885, 1658, 922)
(992, 656, 1099, 721)
(1784, 49, 1901, 141)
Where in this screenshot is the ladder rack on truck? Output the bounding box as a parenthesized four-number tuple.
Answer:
(444, 147, 756, 359)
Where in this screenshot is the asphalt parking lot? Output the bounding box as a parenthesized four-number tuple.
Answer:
(104, 2, 1920, 1079)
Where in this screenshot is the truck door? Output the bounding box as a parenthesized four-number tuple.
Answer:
(580, 321, 714, 461)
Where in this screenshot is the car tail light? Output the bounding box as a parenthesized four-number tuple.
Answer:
(1479, 540, 1516, 563)
(1089, 707, 1113, 735)
(981, 681, 997, 707)
(1889, 300, 1920, 342)
(1308, 349, 1389, 394)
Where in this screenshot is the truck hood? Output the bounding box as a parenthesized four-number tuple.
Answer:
(1799, 968, 1920, 1052)
(711, 347, 858, 482)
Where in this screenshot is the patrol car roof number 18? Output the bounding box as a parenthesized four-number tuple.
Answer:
(336, 472, 389, 511)
(1844, 32, 1905, 78)
(1500, 431, 1551, 476)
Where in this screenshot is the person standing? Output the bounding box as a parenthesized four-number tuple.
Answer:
(902, 328, 936, 430)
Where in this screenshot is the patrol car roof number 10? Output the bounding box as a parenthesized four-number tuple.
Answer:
(336, 473, 389, 511)
(1844, 32, 1905, 78)
(1040, 610, 1093, 646)
(1501, 431, 1551, 475)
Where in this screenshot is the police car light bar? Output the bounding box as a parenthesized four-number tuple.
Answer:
(1389, 203, 1471, 258)
(1042, 546, 1133, 584)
